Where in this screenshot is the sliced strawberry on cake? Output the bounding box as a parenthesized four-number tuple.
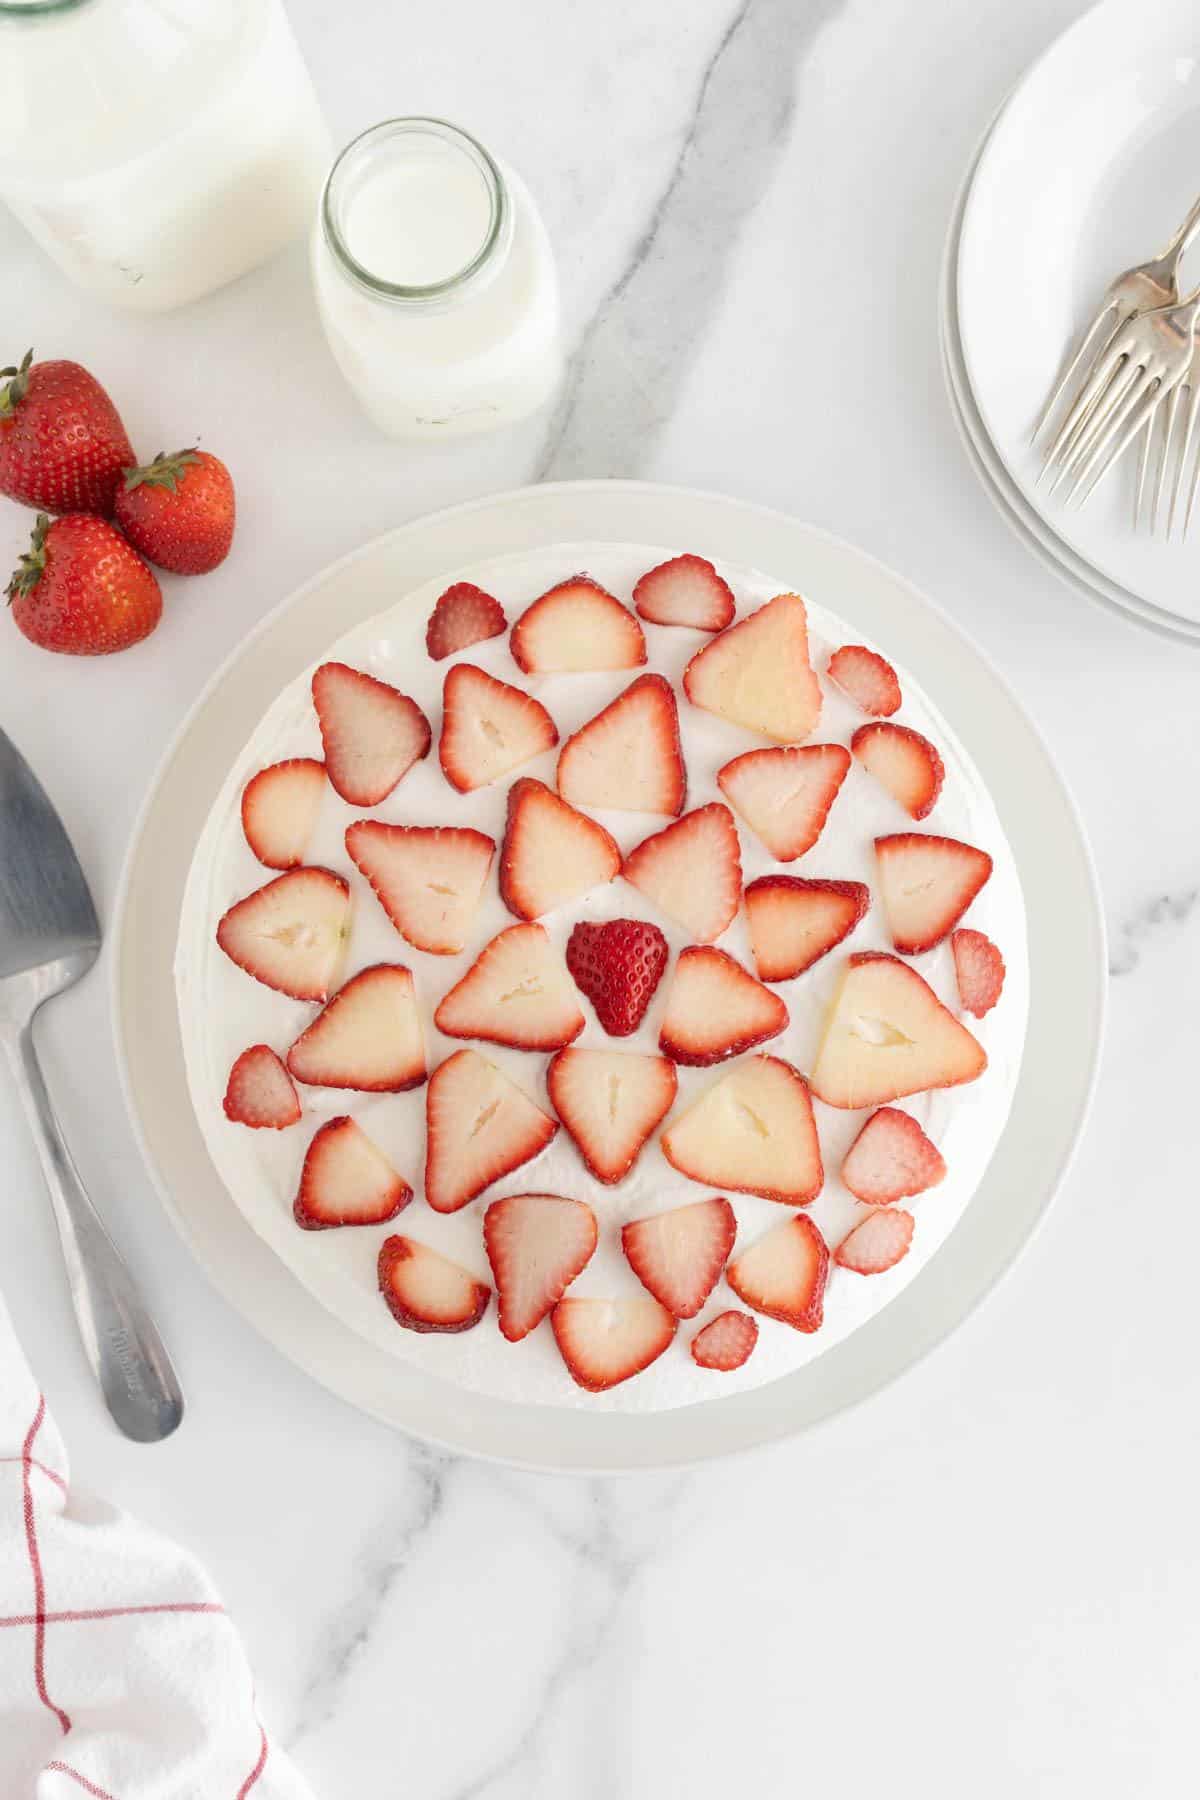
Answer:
(311, 662, 431, 807)
(424, 1049, 558, 1214)
(810, 952, 986, 1109)
(434, 923, 584, 1051)
(716, 743, 850, 861)
(510, 574, 646, 673)
(551, 1296, 676, 1392)
(483, 1193, 599, 1341)
(223, 1045, 300, 1129)
(683, 592, 822, 741)
(345, 820, 495, 955)
(841, 1107, 946, 1205)
(875, 832, 993, 954)
(425, 581, 506, 661)
(852, 722, 945, 820)
(556, 673, 686, 817)
(834, 1208, 915, 1274)
(658, 947, 788, 1065)
(216, 867, 350, 1002)
(690, 1310, 758, 1371)
(499, 778, 621, 921)
(622, 803, 741, 944)
(439, 662, 558, 793)
(827, 644, 902, 716)
(621, 1195, 736, 1318)
(241, 759, 326, 870)
(660, 1054, 823, 1204)
(632, 553, 735, 631)
(952, 927, 1006, 1017)
(294, 1116, 411, 1230)
(546, 1047, 677, 1183)
(743, 876, 869, 982)
(726, 1214, 828, 1332)
(564, 919, 670, 1037)
(378, 1235, 491, 1333)
(286, 964, 425, 1092)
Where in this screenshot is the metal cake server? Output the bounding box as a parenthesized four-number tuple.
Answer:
(0, 727, 182, 1442)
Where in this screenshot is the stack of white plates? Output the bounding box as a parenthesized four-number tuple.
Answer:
(940, 0, 1200, 643)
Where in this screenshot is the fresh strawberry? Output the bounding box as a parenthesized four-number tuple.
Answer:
(312, 662, 431, 807)
(841, 1107, 946, 1205)
(425, 581, 506, 661)
(716, 743, 850, 861)
(622, 803, 742, 944)
(810, 952, 986, 1109)
(294, 1116, 411, 1230)
(546, 1047, 677, 1183)
(621, 1195, 736, 1318)
(378, 1235, 490, 1333)
(551, 1296, 676, 1391)
(216, 867, 350, 1001)
(853, 722, 944, 820)
(483, 1193, 599, 1341)
(658, 946, 788, 1065)
(425, 1049, 558, 1214)
(726, 1214, 828, 1332)
(952, 927, 1006, 1017)
(286, 964, 425, 1093)
(683, 592, 822, 741)
(875, 833, 993, 954)
(661, 1054, 823, 1204)
(434, 923, 584, 1052)
(241, 759, 326, 870)
(439, 662, 558, 793)
(827, 644, 902, 716)
(114, 449, 234, 575)
(345, 821, 494, 955)
(556, 673, 686, 816)
(7, 513, 161, 655)
(690, 1310, 758, 1371)
(510, 574, 646, 673)
(743, 876, 869, 981)
(222, 1045, 300, 1129)
(499, 777, 620, 921)
(0, 350, 133, 515)
(632, 553, 735, 632)
(834, 1208, 915, 1274)
(564, 918, 669, 1037)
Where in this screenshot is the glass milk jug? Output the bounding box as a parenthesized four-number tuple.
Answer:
(0, 0, 330, 312)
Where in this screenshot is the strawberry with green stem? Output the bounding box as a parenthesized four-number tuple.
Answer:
(0, 349, 134, 516)
(114, 448, 235, 574)
(7, 513, 161, 656)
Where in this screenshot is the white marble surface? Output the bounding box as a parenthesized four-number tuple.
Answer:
(2, 1, 1196, 1794)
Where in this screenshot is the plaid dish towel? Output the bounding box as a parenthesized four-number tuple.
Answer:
(0, 1292, 312, 1799)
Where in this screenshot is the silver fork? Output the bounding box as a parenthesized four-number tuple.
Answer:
(1133, 336, 1200, 536)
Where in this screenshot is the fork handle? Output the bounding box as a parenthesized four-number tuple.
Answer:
(1158, 192, 1200, 268)
(3, 1022, 184, 1442)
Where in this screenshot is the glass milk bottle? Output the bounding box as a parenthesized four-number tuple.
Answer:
(312, 119, 564, 440)
(0, 0, 330, 313)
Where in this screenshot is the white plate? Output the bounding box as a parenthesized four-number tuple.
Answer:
(112, 482, 1106, 1472)
(958, 0, 1200, 627)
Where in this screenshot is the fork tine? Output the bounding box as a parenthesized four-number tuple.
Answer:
(1133, 403, 1153, 528)
(1183, 405, 1200, 538)
(1151, 382, 1180, 533)
(1167, 373, 1199, 535)
(1040, 339, 1128, 476)
(1048, 355, 1139, 494)
(1032, 304, 1118, 441)
(1073, 375, 1166, 507)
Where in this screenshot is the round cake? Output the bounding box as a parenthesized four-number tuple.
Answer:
(176, 540, 1027, 1410)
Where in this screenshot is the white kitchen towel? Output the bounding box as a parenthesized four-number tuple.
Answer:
(0, 1295, 312, 1800)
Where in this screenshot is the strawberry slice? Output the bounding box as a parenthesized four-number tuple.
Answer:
(683, 593, 822, 742)
(661, 1054, 823, 1204)
(546, 1047, 678, 1183)
(875, 833, 993, 954)
(434, 923, 584, 1052)
(510, 574, 646, 673)
(439, 662, 558, 793)
(425, 581, 506, 661)
(551, 1296, 676, 1391)
(727, 1214, 828, 1331)
(425, 1049, 558, 1214)
(834, 1208, 915, 1274)
(294, 1117, 411, 1230)
(378, 1235, 491, 1333)
(853, 722, 945, 820)
(841, 1107, 946, 1205)
(810, 952, 986, 1109)
(222, 1045, 300, 1129)
(311, 662, 431, 807)
(716, 743, 850, 861)
(690, 1310, 758, 1371)
(556, 673, 686, 817)
(216, 867, 350, 1002)
(658, 946, 788, 1065)
(499, 778, 621, 921)
(483, 1193, 599, 1341)
(345, 821, 495, 956)
(743, 876, 869, 981)
(621, 1195, 736, 1318)
(952, 927, 1006, 1017)
(622, 803, 742, 944)
(827, 644, 902, 717)
(564, 919, 670, 1037)
(632, 553, 735, 631)
(241, 759, 326, 870)
(286, 964, 425, 1092)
